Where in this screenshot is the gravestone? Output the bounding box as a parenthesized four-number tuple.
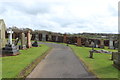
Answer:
(113, 3, 120, 69)
(2, 29, 19, 56)
(114, 40, 118, 49)
(0, 19, 7, 49)
(109, 37, 114, 49)
(77, 37, 82, 46)
(90, 41, 94, 47)
(27, 30, 32, 48)
(21, 32, 26, 49)
(34, 33, 39, 41)
(63, 34, 67, 43)
(56, 36, 58, 42)
(100, 39, 104, 49)
(113, 34, 120, 69)
(48, 35, 52, 41)
(94, 39, 99, 48)
(89, 49, 112, 59)
(42, 32, 46, 41)
(90, 41, 95, 50)
(25, 37, 27, 46)
(14, 38, 19, 46)
(85, 39, 89, 47)
(48, 33, 52, 41)
(32, 34, 39, 47)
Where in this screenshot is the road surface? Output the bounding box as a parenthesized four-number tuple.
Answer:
(27, 42, 96, 78)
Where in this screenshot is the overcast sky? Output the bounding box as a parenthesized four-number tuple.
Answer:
(0, 0, 119, 33)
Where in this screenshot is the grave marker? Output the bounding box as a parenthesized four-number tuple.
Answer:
(21, 32, 26, 49)
(2, 28, 19, 56)
(27, 30, 32, 48)
(109, 37, 114, 49)
(77, 37, 82, 46)
(42, 32, 46, 41)
(100, 39, 104, 49)
(63, 34, 67, 43)
(32, 33, 39, 47)
(0, 19, 6, 49)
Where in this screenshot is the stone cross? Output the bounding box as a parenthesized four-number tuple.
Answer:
(7, 29, 13, 45)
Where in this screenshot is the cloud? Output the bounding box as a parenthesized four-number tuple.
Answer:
(0, 0, 119, 33)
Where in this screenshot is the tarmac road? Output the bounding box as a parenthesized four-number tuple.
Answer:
(27, 42, 97, 78)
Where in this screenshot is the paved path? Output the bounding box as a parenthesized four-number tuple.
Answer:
(27, 43, 96, 78)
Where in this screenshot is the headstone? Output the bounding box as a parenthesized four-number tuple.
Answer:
(0, 19, 6, 49)
(21, 32, 26, 49)
(94, 39, 99, 48)
(114, 40, 118, 49)
(35, 34, 39, 41)
(90, 41, 95, 50)
(89, 49, 112, 59)
(109, 37, 114, 49)
(100, 39, 104, 49)
(90, 41, 94, 47)
(56, 36, 58, 42)
(63, 34, 67, 43)
(42, 32, 46, 41)
(113, 34, 120, 69)
(48, 35, 52, 41)
(77, 37, 82, 46)
(27, 30, 32, 48)
(113, 3, 120, 69)
(25, 37, 27, 45)
(32, 34, 39, 47)
(89, 50, 94, 58)
(2, 28, 19, 56)
(14, 38, 19, 46)
(85, 39, 89, 47)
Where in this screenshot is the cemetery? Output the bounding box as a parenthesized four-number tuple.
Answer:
(0, 19, 119, 79)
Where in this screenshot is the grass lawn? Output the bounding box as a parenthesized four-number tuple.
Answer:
(70, 45, 119, 78)
(2, 44, 50, 78)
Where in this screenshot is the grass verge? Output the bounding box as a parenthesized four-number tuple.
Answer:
(2, 44, 51, 78)
(70, 45, 119, 78)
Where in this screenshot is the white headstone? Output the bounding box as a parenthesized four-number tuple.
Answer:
(109, 37, 114, 49)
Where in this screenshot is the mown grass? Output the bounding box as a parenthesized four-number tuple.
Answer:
(70, 45, 119, 78)
(2, 44, 50, 78)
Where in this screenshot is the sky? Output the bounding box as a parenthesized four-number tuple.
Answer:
(0, 0, 119, 34)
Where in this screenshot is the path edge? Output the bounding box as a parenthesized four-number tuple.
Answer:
(69, 46, 99, 79)
(17, 47, 52, 78)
